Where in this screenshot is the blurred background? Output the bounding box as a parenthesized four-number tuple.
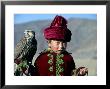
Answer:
(14, 14, 97, 76)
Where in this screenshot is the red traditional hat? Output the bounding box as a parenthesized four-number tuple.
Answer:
(43, 15, 72, 42)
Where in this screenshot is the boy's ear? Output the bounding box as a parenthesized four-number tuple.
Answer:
(48, 42, 51, 46)
(47, 40, 51, 47)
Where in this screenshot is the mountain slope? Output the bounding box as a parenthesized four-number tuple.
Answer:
(14, 18, 97, 60)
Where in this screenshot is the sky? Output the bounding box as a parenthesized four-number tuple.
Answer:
(14, 14, 97, 24)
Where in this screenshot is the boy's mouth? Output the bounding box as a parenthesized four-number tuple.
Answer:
(55, 49, 65, 53)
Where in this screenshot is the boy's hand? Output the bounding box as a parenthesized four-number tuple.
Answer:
(76, 67, 88, 76)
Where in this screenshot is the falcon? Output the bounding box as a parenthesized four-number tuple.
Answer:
(14, 30, 37, 75)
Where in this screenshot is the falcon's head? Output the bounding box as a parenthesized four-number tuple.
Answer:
(24, 30, 35, 39)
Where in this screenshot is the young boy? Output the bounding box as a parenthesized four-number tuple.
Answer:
(34, 15, 88, 76)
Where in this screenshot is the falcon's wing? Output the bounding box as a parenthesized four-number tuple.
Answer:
(23, 38, 37, 59)
(14, 37, 27, 59)
(23, 38, 37, 62)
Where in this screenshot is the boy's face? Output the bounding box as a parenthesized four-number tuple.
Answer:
(48, 40, 67, 54)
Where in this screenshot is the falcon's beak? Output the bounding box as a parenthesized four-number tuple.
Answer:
(24, 31, 27, 34)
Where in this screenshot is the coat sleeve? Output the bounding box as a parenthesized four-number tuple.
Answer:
(70, 57, 77, 76)
(34, 56, 41, 76)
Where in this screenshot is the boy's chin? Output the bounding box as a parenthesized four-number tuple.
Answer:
(56, 51, 61, 54)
